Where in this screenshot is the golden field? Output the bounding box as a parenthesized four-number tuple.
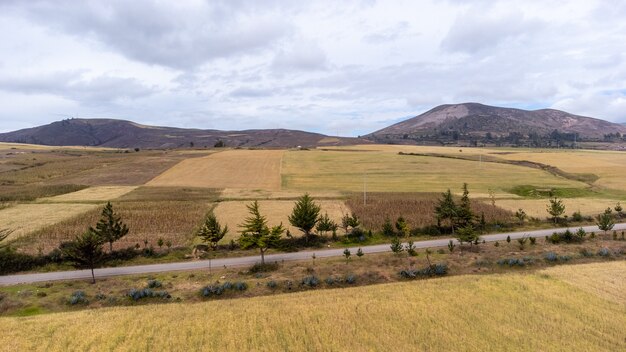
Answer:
(148, 149, 284, 190)
(37, 186, 138, 203)
(495, 197, 620, 218)
(0, 262, 623, 352)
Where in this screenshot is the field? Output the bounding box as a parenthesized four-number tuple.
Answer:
(37, 186, 138, 203)
(496, 197, 620, 219)
(213, 199, 348, 242)
(148, 150, 284, 190)
(0, 261, 623, 351)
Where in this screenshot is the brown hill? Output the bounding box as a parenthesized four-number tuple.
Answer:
(0, 118, 366, 149)
(368, 103, 626, 145)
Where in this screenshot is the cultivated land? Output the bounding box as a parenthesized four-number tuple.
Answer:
(0, 262, 623, 351)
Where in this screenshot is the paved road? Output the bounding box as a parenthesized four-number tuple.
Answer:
(2, 223, 625, 286)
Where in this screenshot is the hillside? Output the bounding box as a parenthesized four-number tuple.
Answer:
(368, 103, 626, 146)
(0, 118, 366, 149)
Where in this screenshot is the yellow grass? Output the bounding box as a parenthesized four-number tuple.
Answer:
(1, 262, 624, 351)
(542, 261, 626, 305)
(496, 197, 618, 218)
(0, 203, 100, 241)
(37, 186, 138, 203)
(148, 150, 284, 190)
(219, 188, 344, 200)
(213, 200, 348, 242)
(0, 142, 116, 151)
(282, 149, 585, 194)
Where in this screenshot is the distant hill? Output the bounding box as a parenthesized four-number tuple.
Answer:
(0, 118, 367, 149)
(367, 103, 626, 147)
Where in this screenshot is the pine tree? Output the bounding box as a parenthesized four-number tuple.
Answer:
(390, 236, 404, 254)
(457, 224, 479, 246)
(288, 193, 321, 242)
(596, 207, 615, 235)
(615, 202, 623, 218)
(62, 230, 105, 284)
(356, 248, 364, 258)
(315, 212, 336, 237)
(457, 183, 474, 227)
(435, 189, 458, 234)
(546, 197, 565, 225)
(381, 218, 395, 237)
(395, 216, 409, 237)
(90, 202, 129, 252)
(239, 201, 284, 265)
(197, 212, 228, 250)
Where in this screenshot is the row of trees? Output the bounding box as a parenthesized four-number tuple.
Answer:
(434, 183, 481, 245)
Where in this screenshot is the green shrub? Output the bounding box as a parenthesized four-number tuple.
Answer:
(266, 280, 278, 289)
(399, 264, 448, 279)
(68, 291, 88, 305)
(147, 279, 162, 288)
(301, 276, 320, 288)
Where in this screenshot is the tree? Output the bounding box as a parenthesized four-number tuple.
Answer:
(395, 216, 409, 237)
(596, 208, 615, 235)
(197, 213, 228, 250)
(390, 236, 403, 254)
(435, 189, 458, 234)
(356, 248, 364, 258)
(615, 202, 623, 218)
(343, 248, 351, 263)
(457, 225, 479, 246)
(90, 202, 129, 252)
(315, 212, 336, 237)
(515, 208, 527, 225)
(381, 218, 395, 237)
(546, 197, 565, 225)
(341, 213, 360, 235)
(0, 228, 12, 251)
(238, 201, 284, 265)
(457, 183, 473, 227)
(62, 230, 105, 284)
(214, 140, 225, 148)
(288, 193, 321, 242)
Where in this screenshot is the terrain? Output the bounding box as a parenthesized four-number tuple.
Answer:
(0, 118, 366, 149)
(367, 103, 626, 147)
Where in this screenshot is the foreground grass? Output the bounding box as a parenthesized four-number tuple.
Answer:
(0, 262, 623, 351)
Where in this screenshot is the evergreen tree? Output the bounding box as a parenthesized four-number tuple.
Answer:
(546, 197, 566, 225)
(615, 202, 623, 218)
(515, 208, 527, 225)
(435, 189, 458, 234)
(596, 207, 615, 235)
(341, 213, 360, 235)
(90, 202, 129, 252)
(390, 236, 404, 254)
(315, 212, 336, 237)
(197, 212, 228, 250)
(457, 183, 474, 227)
(457, 224, 479, 246)
(238, 201, 284, 265)
(356, 247, 364, 258)
(381, 218, 395, 237)
(395, 216, 409, 237)
(62, 230, 105, 284)
(288, 193, 321, 242)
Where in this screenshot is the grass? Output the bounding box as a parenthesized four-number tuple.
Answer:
(148, 149, 284, 190)
(496, 198, 621, 219)
(0, 184, 88, 202)
(346, 192, 513, 232)
(0, 261, 624, 351)
(36, 186, 138, 203)
(281, 149, 586, 194)
(117, 186, 221, 202)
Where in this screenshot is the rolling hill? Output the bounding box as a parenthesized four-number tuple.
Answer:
(0, 118, 365, 149)
(367, 103, 626, 146)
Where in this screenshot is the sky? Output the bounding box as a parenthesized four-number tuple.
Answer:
(0, 0, 625, 136)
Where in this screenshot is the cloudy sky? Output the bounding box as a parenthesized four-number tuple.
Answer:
(0, 0, 625, 135)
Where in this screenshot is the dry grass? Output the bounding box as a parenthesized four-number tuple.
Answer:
(219, 188, 343, 200)
(0, 203, 100, 241)
(118, 186, 221, 202)
(37, 186, 138, 203)
(213, 199, 348, 243)
(20, 201, 212, 253)
(1, 262, 624, 351)
(148, 149, 284, 190)
(496, 197, 620, 219)
(282, 149, 585, 194)
(0, 184, 88, 202)
(346, 192, 513, 232)
(542, 261, 626, 305)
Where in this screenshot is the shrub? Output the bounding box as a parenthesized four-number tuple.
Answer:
(345, 274, 357, 284)
(399, 264, 448, 279)
(301, 276, 320, 288)
(496, 257, 532, 267)
(249, 262, 279, 273)
(571, 211, 583, 222)
(128, 288, 171, 301)
(529, 237, 536, 245)
(68, 291, 88, 305)
(579, 248, 594, 257)
(234, 282, 248, 291)
(200, 285, 224, 297)
(147, 279, 162, 288)
(597, 248, 610, 257)
(266, 280, 278, 289)
(221, 282, 233, 290)
(95, 293, 107, 301)
(324, 277, 336, 285)
(544, 252, 558, 262)
(448, 240, 456, 252)
(548, 229, 583, 244)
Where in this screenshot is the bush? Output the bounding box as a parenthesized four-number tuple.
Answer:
(249, 262, 279, 273)
(345, 274, 357, 284)
(544, 252, 558, 262)
(147, 279, 162, 288)
(301, 276, 320, 288)
(95, 293, 107, 301)
(266, 280, 278, 289)
(579, 248, 594, 257)
(548, 229, 584, 244)
(597, 248, 610, 257)
(200, 285, 224, 297)
(68, 291, 88, 305)
(324, 277, 336, 285)
(496, 257, 533, 267)
(234, 282, 248, 291)
(399, 264, 448, 279)
(128, 288, 170, 301)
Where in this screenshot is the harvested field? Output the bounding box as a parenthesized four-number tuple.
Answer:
(0, 184, 87, 202)
(543, 261, 626, 304)
(118, 186, 221, 202)
(496, 197, 621, 219)
(20, 201, 212, 253)
(0, 203, 100, 241)
(38, 186, 138, 203)
(346, 192, 513, 232)
(148, 150, 284, 190)
(1, 262, 624, 351)
(282, 149, 585, 194)
(219, 188, 343, 200)
(213, 199, 348, 243)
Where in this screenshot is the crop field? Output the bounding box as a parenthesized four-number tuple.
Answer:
(37, 186, 138, 203)
(148, 150, 284, 190)
(0, 261, 623, 351)
(281, 149, 586, 194)
(496, 197, 620, 219)
(213, 199, 348, 242)
(347, 192, 513, 232)
(543, 261, 626, 304)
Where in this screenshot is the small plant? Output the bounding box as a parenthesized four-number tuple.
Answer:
(324, 277, 336, 285)
(165, 240, 172, 250)
(249, 262, 279, 273)
(301, 276, 320, 288)
(128, 288, 170, 301)
(447, 240, 456, 253)
(68, 291, 88, 305)
(437, 249, 445, 254)
(356, 248, 364, 258)
(266, 280, 278, 289)
(494, 241, 500, 247)
(147, 279, 162, 288)
(234, 281, 248, 291)
(544, 252, 558, 262)
(597, 247, 610, 257)
(390, 236, 403, 254)
(345, 274, 357, 284)
(157, 238, 164, 249)
(571, 211, 583, 222)
(200, 285, 224, 297)
(517, 236, 528, 250)
(400, 264, 448, 279)
(529, 237, 536, 245)
(506, 235, 511, 244)
(576, 227, 586, 239)
(405, 240, 417, 256)
(613, 231, 618, 240)
(590, 232, 595, 239)
(343, 248, 351, 263)
(579, 248, 594, 257)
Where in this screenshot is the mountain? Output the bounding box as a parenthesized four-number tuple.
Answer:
(0, 118, 366, 149)
(368, 103, 626, 145)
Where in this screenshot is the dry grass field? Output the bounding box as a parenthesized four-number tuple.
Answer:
(148, 149, 284, 190)
(496, 197, 620, 218)
(543, 261, 626, 304)
(0, 203, 100, 241)
(0, 261, 623, 351)
(281, 149, 586, 194)
(37, 186, 138, 203)
(213, 199, 348, 242)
